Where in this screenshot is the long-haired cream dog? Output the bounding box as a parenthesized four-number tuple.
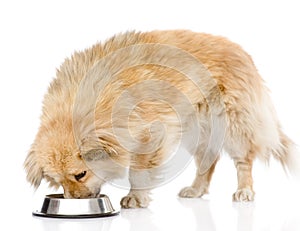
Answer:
(24, 30, 299, 208)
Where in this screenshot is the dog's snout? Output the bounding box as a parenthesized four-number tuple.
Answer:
(63, 191, 72, 199)
(63, 189, 96, 199)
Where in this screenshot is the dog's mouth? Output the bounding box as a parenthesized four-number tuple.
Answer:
(94, 186, 102, 198)
(88, 187, 103, 198)
(63, 190, 102, 199)
(84, 189, 103, 199)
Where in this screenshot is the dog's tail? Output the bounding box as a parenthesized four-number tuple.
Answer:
(272, 129, 300, 178)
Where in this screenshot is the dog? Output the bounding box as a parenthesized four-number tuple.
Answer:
(24, 30, 299, 208)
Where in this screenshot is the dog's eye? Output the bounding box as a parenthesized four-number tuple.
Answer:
(74, 171, 87, 181)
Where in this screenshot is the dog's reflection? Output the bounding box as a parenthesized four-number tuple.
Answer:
(178, 198, 216, 231)
(178, 198, 256, 231)
(33, 215, 115, 231)
(121, 208, 160, 231)
(232, 202, 254, 231)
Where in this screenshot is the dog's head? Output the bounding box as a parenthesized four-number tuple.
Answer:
(24, 125, 125, 198)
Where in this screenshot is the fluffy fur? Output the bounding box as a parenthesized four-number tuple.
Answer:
(24, 30, 299, 207)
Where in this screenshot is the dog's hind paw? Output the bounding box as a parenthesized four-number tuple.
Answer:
(121, 190, 151, 209)
(178, 186, 208, 198)
(232, 188, 255, 202)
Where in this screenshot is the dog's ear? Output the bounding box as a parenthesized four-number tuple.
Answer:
(24, 147, 44, 188)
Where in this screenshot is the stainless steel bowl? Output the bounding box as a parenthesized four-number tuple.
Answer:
(33, 194, 119, 218)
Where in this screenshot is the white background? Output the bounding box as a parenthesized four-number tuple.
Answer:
(1, 0, 300, 230)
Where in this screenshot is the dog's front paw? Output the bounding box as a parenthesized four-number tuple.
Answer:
(178, 186, 208, 198)
(232, 188, 255, 202)
(121, 191, 151, 209)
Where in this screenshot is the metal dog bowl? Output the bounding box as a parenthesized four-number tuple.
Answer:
(33, 194, 119, 218)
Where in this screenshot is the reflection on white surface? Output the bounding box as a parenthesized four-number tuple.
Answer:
(33, 216, 115, 231)
(232, 202, 254, 231)
(121, 209, 160, 231)
(178, 198, 216, 231)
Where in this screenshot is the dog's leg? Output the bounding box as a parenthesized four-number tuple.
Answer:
(120, 169, 152, 208)
(232, 158, 255, 202)
(179, 155, 219, 198)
